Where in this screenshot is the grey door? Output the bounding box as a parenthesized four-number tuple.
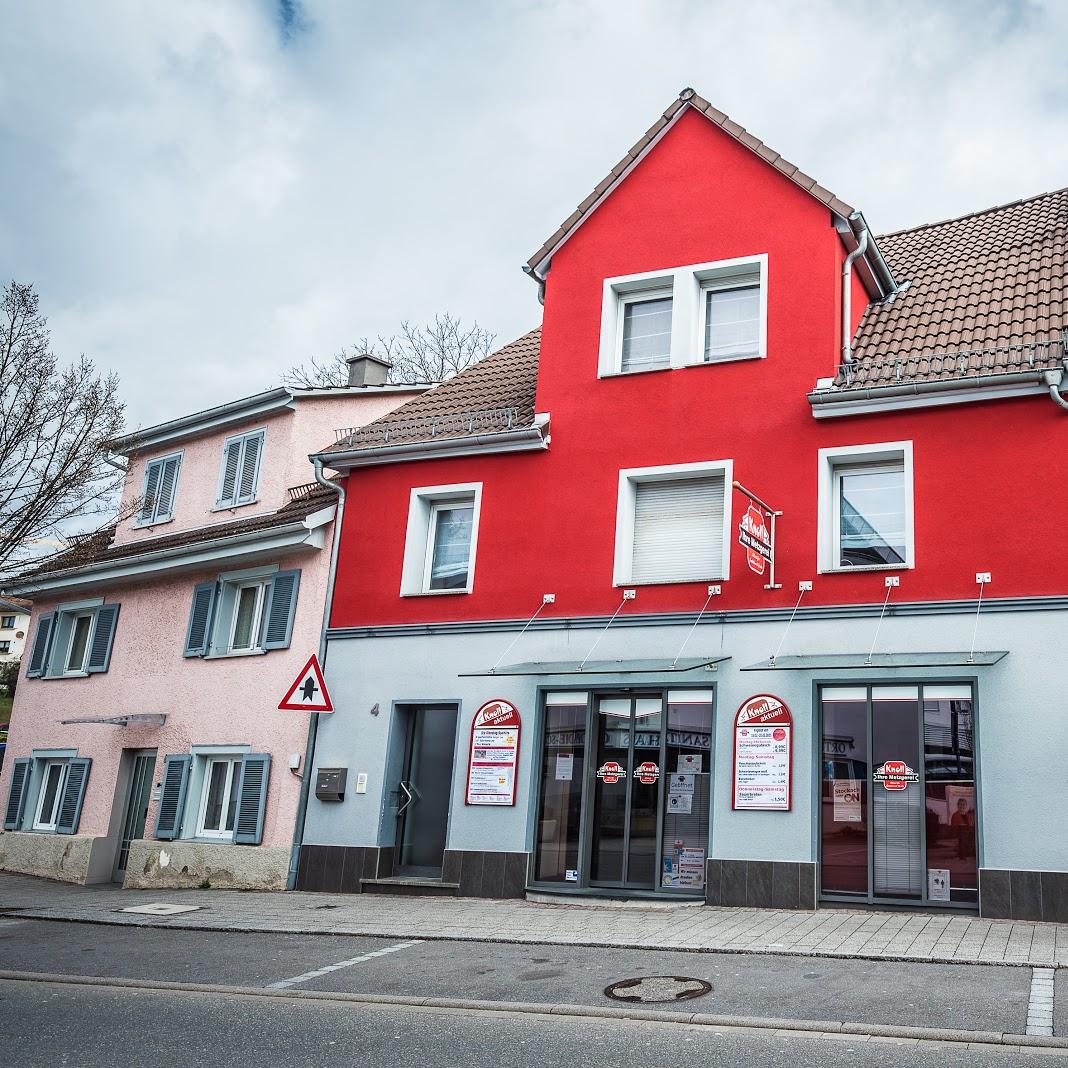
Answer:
(396, 705, 458, 877)
(114, 750, 156, 880)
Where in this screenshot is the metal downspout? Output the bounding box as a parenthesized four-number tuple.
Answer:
(286, 456, 346, 890)
(101, 454, 127, 472)
(1043, 369, 1068, 411)
(841, 217, 869, 369)
(522, 265, 546, 305)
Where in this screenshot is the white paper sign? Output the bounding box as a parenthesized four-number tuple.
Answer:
(667, 792, 693, 814)
(832, 779, 862, 823)
(555, 752, 574, 781)
(668, 773, 695, 796)
(677, 753, 702, 774)
(928, 868, 951, 902)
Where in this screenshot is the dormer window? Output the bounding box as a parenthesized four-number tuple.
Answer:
(599, 255, 767, 377)
(136, 452, 182, 526)
(216, 429, 264, 509)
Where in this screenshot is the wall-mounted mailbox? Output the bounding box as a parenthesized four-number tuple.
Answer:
(315, 767, 347, 802)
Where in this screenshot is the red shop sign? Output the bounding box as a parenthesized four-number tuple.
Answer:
(739, 503, 771, 576)
(873, 760, 918, 792)
(597, 761, 626, 784)
(636, 761, 660, 785)
(732, 694, 792, 812)
(464, 699, 521, 806)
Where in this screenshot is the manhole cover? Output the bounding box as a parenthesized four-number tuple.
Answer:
(604, 975, 712, 1003)
(120, 903, 202, 916)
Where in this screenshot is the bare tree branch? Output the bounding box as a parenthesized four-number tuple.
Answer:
(0, 282, 125, 573)
(282, 313, 495, 388)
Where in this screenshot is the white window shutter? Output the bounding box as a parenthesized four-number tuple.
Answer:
(631, 474, 725, 583)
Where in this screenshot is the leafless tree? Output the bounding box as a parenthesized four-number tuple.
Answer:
(283, 313, 495, 388)
(0, 282, 125, 574)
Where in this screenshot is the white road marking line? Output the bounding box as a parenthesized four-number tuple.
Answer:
(1026, 966, 1056, 1036)
(267, 939, 423, 989)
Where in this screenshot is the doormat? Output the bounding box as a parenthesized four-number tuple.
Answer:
(119, 903, 203, 916)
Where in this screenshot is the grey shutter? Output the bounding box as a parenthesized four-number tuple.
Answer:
(631, 474, 726, 583)
(56, 757, 91, 835)
(26, 612, 56, 678)
(236, 432, 262, 503)
(184, 582, 218, 657)
(233, 753, 270, 845)
(140, 460, 163, 522)
(218, 438, 242, 505)
(261, 569, 300, 651)
(155, 455, 181, 520)
(154, 755, 191, 840)
(3, 758, 31, 830)
(86, 603, 120, 673)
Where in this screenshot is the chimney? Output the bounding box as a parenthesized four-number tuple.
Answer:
(345, 352, 392, 387)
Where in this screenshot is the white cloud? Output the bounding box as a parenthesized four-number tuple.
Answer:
(1, 0, 1066, 430)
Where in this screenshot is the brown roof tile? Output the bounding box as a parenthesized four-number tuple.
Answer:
(526, 88, 856, 271)
(836, 187, 1068, 390)
(324, 329, 541, 455)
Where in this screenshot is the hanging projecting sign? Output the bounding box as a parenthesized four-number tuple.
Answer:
(278, 654, 334, 712)
(733, 482, 782, 589)
(732, 694, 792, 811)
(873, 760, 919, 792)
(465, 699, 521, 806)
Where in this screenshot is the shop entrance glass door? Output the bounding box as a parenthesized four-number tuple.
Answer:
(820, 684, 978, 907)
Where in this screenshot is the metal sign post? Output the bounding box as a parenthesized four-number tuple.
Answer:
(733, 481, 782, 590)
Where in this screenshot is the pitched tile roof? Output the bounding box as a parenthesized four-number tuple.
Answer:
(527, 88, 856, 273)
(13, 484, 338, 584)
(837, 187, 1068, 390)
(324, 328, 541, 455)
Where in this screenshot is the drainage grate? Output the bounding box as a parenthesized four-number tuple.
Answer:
(604, 975, 712, 1004)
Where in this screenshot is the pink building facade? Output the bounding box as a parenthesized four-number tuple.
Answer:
(0, 372, 420, 887)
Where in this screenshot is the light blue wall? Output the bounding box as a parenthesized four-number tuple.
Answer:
(304, 606, 1064, 872)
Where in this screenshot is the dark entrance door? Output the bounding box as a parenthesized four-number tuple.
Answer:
(590, 694, 664, 889)
(114, 750, 156, 881)
(396, 705, 458, 878)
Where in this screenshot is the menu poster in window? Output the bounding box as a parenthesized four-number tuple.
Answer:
(732, 694, 792, 811)
(465, 699, 521, 806)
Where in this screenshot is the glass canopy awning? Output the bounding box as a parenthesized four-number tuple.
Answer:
(741, 651, 1008, 671)
(460, 655, 731, 677)
(59, 713, 167, 726)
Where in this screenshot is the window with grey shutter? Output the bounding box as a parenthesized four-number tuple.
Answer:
(630, 473, 726, 583)
(138, 453, 182, 524)
(56, 757, 91, 835)
(184, 582, 218, 657)
(86, 604, 120, 673)
(261, 570, 300, 650)
(3, 758, 31, 830)
(217, 430, 264, 508)
(155, 755, 191, 840)
(233, 753, 270, 845)
(26, 613, 56, 678)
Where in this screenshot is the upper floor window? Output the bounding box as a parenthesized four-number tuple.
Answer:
(216, 429, 264, 509)
(26, 601, 121, 679)
(817, 442, 915, 573)
(136, 452, 182, 526)
(1, 615, 16, 629)
(613, 461, 733, 585)
(599, 256, 767, 377)
(401, 483, 482, 596)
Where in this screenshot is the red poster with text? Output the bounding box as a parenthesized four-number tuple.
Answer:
(732, 694, 792, 811)
(465, 699, 521, 806)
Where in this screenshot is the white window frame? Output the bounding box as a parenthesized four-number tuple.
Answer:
(194, 755, 244, 840)
(817, 440, 915, 574)
(400, 482, 483, 596)
(32, 759, 69, 832)
(214, 428, 265, 510)
(226, 580, 268, 653)
(134, 450, 183, 528)
(613, 459, 734, 586)
(204, 564, 278, 658)
(599, 255, 768, 378)
(62, 609, 96, 676)
(0, 641, 10, 654)
(1, 615, 16, 629)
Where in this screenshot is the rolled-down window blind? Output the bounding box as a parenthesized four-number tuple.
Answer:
(631, 473, 725, 583)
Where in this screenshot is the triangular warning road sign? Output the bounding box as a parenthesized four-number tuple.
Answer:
(278, 654, 334, 712)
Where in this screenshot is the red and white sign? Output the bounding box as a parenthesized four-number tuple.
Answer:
(732, 694, 792, 811)
(278, 654, 334, 712)
(465, 699, 521, 806)
(597, 761, 626, 784)
(739, 503, 772, 576)
(636, 761, 660, 785)
(873, 760, 919, 792)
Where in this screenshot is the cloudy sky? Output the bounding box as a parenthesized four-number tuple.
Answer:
(2, 0, 1066, 432)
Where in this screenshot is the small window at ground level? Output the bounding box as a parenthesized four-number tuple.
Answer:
(0, 641, 10, 654)
(620, 294, 673, 372)
(33, 760, 68, 831)
(196, 757, 243, 838)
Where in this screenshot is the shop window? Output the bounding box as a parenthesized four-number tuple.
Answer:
(400, 483, 483, 596)
(598, 256, 767, 377)
(614, 461, 732, 585)
(817, 442, 914, 573)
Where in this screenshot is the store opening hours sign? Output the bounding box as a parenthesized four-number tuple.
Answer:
(465, 699, 521, 806)
(732, 694, 792, 811)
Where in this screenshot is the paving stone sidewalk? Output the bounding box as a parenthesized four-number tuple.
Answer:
(2, 872, 1066, 967)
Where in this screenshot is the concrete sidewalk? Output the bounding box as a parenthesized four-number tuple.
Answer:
(2, 872, 1066, 967)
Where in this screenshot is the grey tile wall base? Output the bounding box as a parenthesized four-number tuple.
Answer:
(705, 859, 817, 910)
(980, 868, 1068, 922)
(444, 849, 530, 898)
